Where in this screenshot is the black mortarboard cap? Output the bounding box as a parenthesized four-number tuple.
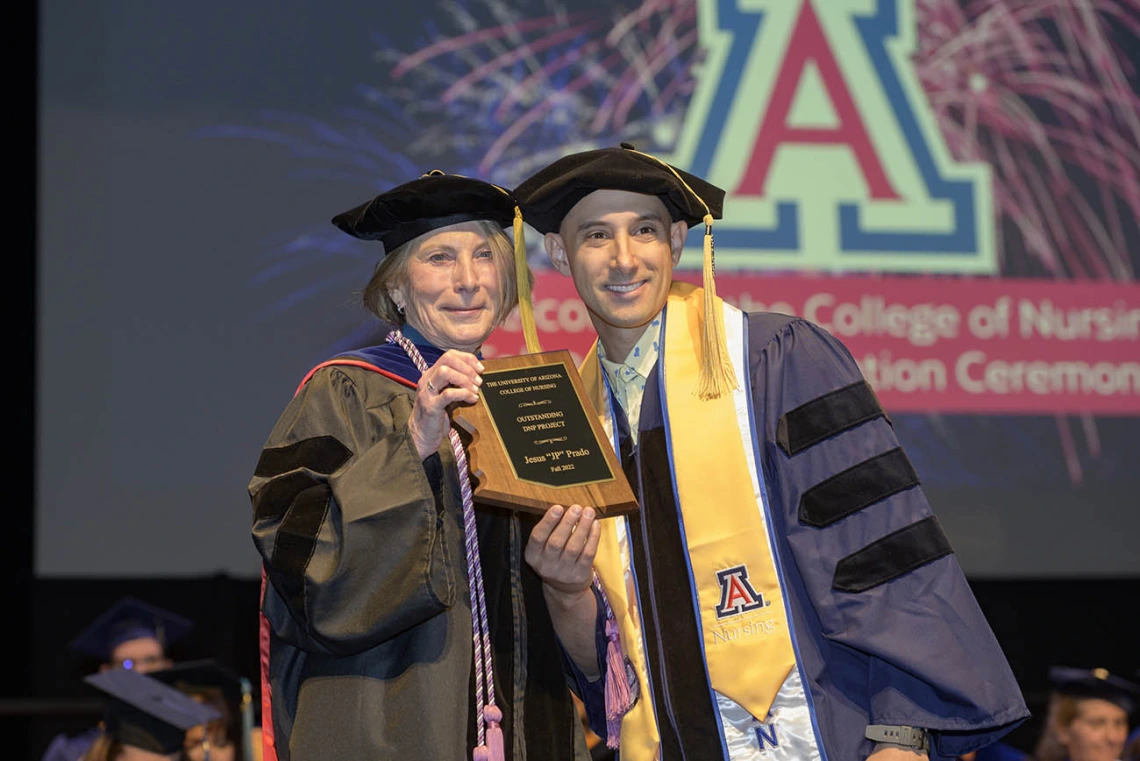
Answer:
(151, 659, 248, 704)
(85, 667, 221, 755)
(1049, 666, 1140, 713)
(512, 142, 725, 235)
(331, 170, 516, 254)
(70, 596, 193, 662)
(331, 170, 543, 354)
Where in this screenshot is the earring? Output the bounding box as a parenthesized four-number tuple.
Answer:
(396, 303, 405, 315)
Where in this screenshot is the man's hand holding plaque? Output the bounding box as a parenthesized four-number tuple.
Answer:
(454, 350, 639, 516)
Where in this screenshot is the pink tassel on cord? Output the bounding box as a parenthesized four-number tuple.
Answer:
(603, 617, 632, 750)
(472, 705, 505, 761)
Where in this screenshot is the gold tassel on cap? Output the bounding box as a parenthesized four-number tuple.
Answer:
(487, 174, 542, 354)
(697, 212, 737, 399)
(512, 205, 543, 354)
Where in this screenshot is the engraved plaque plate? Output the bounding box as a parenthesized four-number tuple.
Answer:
(455, 350, 638, 516)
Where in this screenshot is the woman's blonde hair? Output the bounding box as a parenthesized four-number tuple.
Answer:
(361, 219, 531, 330)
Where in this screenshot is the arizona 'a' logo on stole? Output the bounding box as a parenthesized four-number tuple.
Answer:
(715, 565, 766, 617)
(585, 283, 796, 760)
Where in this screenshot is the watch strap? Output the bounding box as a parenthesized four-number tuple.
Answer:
(865, 724, 930, 752)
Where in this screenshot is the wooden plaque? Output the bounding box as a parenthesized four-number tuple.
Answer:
(454, 350, 639, 517)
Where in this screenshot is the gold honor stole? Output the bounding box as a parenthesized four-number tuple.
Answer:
(582, 282, 796, 760)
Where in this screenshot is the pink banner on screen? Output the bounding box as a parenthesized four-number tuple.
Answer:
(484, 273, 1140, 415)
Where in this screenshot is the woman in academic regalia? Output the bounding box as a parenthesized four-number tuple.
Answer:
(249, 172, 588, 761)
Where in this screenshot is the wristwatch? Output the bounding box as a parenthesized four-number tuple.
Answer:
(864, 724, 930, 753)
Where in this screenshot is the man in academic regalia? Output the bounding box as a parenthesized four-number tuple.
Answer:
(516, 144, 1031, 760)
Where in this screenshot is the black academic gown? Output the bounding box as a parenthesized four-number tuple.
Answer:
(250, 340, 588, 761)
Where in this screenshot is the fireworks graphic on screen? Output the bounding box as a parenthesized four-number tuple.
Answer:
(219, 0, 1140, 482)
(913, 0, 1140, 482)
(214, 0, 702, 353)
(371, 0, 1140, 278)
(915, 0, 1140, 281)
(370, 0, 1140, 484)
(377, 0, 699, 178)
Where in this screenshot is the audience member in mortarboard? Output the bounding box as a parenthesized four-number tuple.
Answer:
(41, 598, 195, 761)
(513, 143, 1030, 761)
(151, 660, 258, 761)
(69, 597, 193, 674)
(1030, 666, 1138, 761)
(79, 666, 220, 761)
(248, 171, 588, 761)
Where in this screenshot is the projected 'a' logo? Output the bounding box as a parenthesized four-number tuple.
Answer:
(666, 0, 995, 274)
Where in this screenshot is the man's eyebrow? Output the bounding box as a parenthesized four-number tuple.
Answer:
(575, 218, 608, 230)
(575, 212, 666, 230)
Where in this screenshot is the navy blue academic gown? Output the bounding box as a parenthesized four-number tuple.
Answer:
(573, 312, 1029, 761)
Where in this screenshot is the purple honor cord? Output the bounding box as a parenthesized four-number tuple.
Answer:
(388, 331, 504, 761)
